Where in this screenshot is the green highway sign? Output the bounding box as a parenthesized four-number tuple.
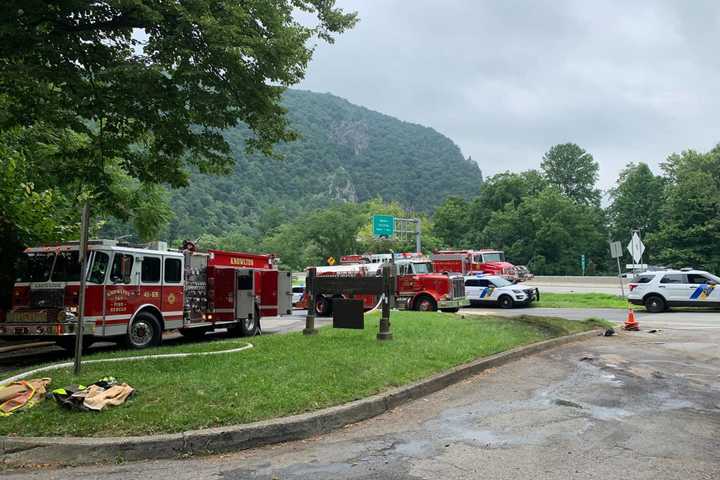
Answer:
(372, 215, 395, 238)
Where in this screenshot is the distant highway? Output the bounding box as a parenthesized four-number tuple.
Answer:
(525, 275, 627, 295)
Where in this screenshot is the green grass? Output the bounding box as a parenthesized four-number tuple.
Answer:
(0, 312, 604, 438)
(534, 292, 639, 309)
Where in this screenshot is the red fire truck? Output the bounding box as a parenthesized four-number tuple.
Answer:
(0, 240, 292, 349)
(431, 249, 529, 281)
(305, 255, 468, 315)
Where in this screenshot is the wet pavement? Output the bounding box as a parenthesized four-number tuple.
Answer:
(4, 312, 719, 479)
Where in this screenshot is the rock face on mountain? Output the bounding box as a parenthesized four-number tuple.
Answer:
(166, 89, 483, 240)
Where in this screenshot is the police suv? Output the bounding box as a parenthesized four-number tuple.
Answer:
(628, 269, 720, 313)
(464, 274, 539, 308)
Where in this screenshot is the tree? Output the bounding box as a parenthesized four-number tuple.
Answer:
(0, 1, 357, 237)
(648, 146, 720, 271)
(303, 203, 366, 263)
(541, 143, 600, 205)
(482, 188, 607, 275)
(464, 170, 547, 246)
(608, 163, 665, 248)
(432, 197, 470, 248)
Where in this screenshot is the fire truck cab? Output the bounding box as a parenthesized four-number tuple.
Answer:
(0, 240, 292, 350)
(431, 249, 520, 281)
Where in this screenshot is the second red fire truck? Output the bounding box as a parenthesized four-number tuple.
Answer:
(304, 253, 469, 315)
(0, 240, 292, 350)
(431, 249, 533, 282)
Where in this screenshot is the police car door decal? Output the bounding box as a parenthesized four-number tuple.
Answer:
(690, 283, 715, 301)
(479, 286, 495, 299)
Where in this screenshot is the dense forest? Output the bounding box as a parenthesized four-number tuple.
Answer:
(104, 90, 483, 243)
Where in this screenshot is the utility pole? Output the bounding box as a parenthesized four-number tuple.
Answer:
(74, 203, 90, 375)
(415, 219, 421, 254)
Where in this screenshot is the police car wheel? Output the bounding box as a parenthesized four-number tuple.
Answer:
(498, 295, 514, 309)
(644, 294, 666, 313)
(125, 313, 162, 349)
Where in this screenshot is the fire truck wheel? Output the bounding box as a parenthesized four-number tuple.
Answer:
(125, 312, 162, 349)
(498, 295, 514, 309)
(229, 305, 261, 337)
(414, 295, 437, 312)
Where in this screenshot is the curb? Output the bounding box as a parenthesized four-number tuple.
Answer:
(1, 329, 600, 468)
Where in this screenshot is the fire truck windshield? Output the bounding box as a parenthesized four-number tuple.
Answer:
(51, 251, 82, 282)
(482, 252, 505, 262)
(412, 262, 433, 274)
(15, 252, 55, 283)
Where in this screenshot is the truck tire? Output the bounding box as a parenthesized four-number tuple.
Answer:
(440, 307, 460, 313)
(498, 295, 514, 309)
(315, 296, 332, 317)
(414, 295, 437, 312)
(228, 305, 261, 337)
(124, 312, 162, 349)
(644, 294, 666, 313)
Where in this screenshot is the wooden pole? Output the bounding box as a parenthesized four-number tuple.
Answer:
(377, 263, 393, 341)
(74, 203, 90, 375)
(303, 267, 318, 335)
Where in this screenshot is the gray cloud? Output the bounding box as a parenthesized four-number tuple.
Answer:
(299, 0, 720, 188)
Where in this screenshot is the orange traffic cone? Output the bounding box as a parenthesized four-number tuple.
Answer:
(624, 308, 639, 331)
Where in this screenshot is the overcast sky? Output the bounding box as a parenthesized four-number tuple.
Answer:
(298, 0, 720, 189)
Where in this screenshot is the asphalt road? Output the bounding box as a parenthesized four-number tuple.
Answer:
(4, 308, 719, 479)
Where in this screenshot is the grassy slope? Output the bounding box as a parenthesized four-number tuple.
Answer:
(0, 312, 605, 438)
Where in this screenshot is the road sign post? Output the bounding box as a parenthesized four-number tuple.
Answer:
(580, 254, 586, 276)
(609, 239, 625, 298)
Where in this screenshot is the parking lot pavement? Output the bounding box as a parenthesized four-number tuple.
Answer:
(7, 312, 718, 480)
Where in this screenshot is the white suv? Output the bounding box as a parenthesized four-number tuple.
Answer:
(628, 269, 720, 313)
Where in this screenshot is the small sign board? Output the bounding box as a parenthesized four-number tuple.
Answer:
(626, 264, 648, 270)
(327, 256, 336, 266)
(314, 276, 385, 295)
(609, 241, 623, 259)
(372, 214, 395, 238)
(627, 233, 645, 263)
(332, 299, 364, 329)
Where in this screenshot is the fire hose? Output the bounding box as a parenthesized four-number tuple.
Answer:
(0, 342, 254, 385)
